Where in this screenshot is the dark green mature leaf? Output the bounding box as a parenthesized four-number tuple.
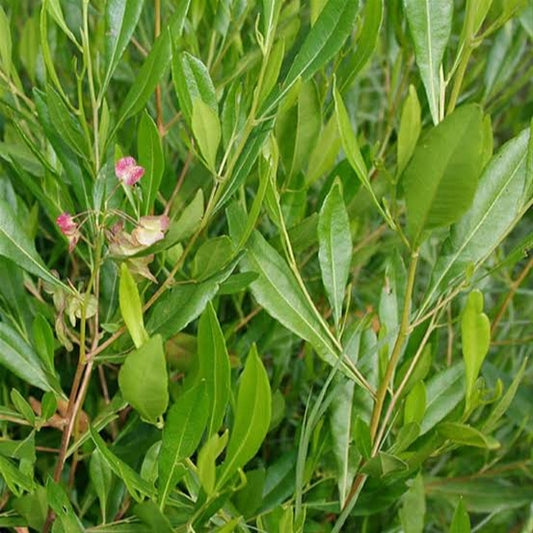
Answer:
(404, 105, 484, 244)
(399, 473, 425, 533)
(172, 51, 217, 127)
(146, 255, 240, 339)
(318, 179, 352, 328)
(90, 427, 154, 502)
(158, 382, 208, 508)
(265, 0, 359, 113)
(191, 236, 235, 281)
(227, 204, 337, 366)
(118, 335, 169, 424)
(194, 303, 231, 437)
(89, 449, 113, 522)
(46, 478, 84, 532)
(338, 0, 384, 94)
(420, 363, 464, 434)
(218, 345, 271, 488)
(138, 111, 164, 215)
(116, 29, 172, 129)
(424, 127, 531, 310)
(437, 422, 500, 449)
(103, 0, 145, 92)
(403, 0, 453, 124)
(0, 456, 34, 496)
(0, 322, 58, 392)
(0, 198, 70, 291)
(134, 501, 173, 533)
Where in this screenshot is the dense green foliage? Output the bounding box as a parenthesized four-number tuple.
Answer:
(0, 0, 532, 531)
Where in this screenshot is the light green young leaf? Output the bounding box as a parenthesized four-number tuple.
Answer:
(192, 98, 221, 172)
(158, 382, 208, 508)
(217, 345, 271, 488)
(198, 431, 228, 495)
(403, 0, 453, 124)
(118, 335, 169, 425)
(399, 473, 425, 533)
(116, 29, 171, 130)
(0, 6, 12, 73)
(134, 501, 173, 533)
(461, 290, 490, 409)
(119, 263, 148, 349)
(404, 104, 484, 244)
(0, 199, 70, 292)
(397, 85, 421, 176)
(32, 314, 55, 373)
(425, 127, 531, 312)
(138, 111, 164, 216)
(90, 427, 154, 501)
(10, 389, 35, 426)
(194, 303, 231, 437)
(318, 179, 352, 328)
(0, 456, 34, 496)
(45, 0, 79, 47)
(103, 0, 145, 93)
(404, 381, 426, 425)
(449, 497, 470, 533)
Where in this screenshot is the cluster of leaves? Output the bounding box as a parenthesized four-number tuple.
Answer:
(0, 0, 532, 531)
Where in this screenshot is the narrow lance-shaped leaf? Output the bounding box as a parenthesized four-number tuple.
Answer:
(192, 98, 221, 172)
(403, 0, 453, 124)
(397, 85, 421, 176)
(217, 345, 271, 488)
(318, 179, 352, 328)
(0, 198, 71, 292)
(461, 290, 490, 410)
(403, 104, 484, 245)
(194, 303, 231, 437)
(450, 498, 471, 533)
(118, 335, 169, 425)
(158, 382, 208, 509)
(119, 263, 148, 349)
(399, 473, 426, 533)
(138, 111, 164, 215)
(0, 5, 12, 73)
(103, 0, 145, 93)
(424, 127, 531, 312)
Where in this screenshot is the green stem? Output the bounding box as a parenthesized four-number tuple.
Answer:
(369, 249, 419, 439)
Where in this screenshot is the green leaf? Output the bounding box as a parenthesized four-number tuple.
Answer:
(0, 455, 34, 496)
(265, 0, 359, 113)
(399, 473, 425, 533)
(403, 0, 453, 124)
(329, 379, 356, 506)
(103, 0, 145, 93)
(45, 0, 79, 47)
(134, 501, 173, 533)
(397, 85, 422, 176)
(194, 303, 231, 437)
(46, 478, 84, 532)
(89, 449, 113, 522)
(90, 427, 154, 502)
(172, 51, 217, 127)
(32, 314, 55, 373)
(146, 256, 239, 339)
(0, 198, 70, 292)
(0, 5, 12, 73)
(437, 422, 500, 449)
(198, 431, 228, 496)
(425, 127, 531, 311)
(191, 236, 235, 281)
(118, 335, 169, 424)
(138, 111, 164, 215)
(119, 263, 148, 349)
(0, 322, 57, 392)
(10, 389, 35, 426)
(403, 104, 484, 244)
(191, 98, 221, 172)
(461, 290, 490, 409)
(116, 29, 172, 130)
(420, 363, 464, 434)
(227, 204, 337, 367)
(404, 381, 426, 425)
(449, 498, 470, 533)
(217, 345, 272, 488)
(337, 0, 384, 93)
(318, 179, 352, 328)
(158, 382, 208, 509)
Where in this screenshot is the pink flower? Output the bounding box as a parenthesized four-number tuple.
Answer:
(132, 215, 170, 246)
(56, 213, 80, 252)
(115, 156, 145, 186)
